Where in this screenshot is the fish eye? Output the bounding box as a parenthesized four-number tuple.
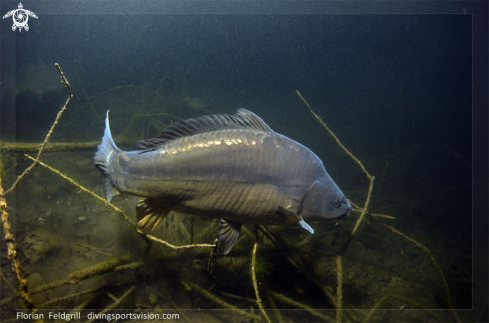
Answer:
(332, 199, 341, 208)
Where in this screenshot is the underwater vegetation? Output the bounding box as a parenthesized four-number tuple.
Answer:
(0, 64, 477, 322)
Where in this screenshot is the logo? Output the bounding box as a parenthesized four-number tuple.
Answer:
(2, 3, 38, 32)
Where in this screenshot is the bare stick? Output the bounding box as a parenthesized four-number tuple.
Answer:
(251, 243, 272, 323)
(371, 213, 395, 220)
(3, 63, 72, 196)
(363, 295, 388, 322)
(39, 285, 107, 308)
(376, 219, 461, 323)
(295, 91, 375, 242)
(0, 270, 16, 295)
(0, 176, 35, 310)
(68, 255, 131, 283)
(351, 177, 375, 236)
(257, 226, 337, 307)
(335, 254, 343, 323)
(0, 139, 130, 152)
(74, 71, 99, 120)
(271, 292, 335, 323)
(350, 201, 394, 220)
(296, 91, 380, 323)
(363, 293, 444, 322)
(264, 285, 285, 323)
(55, 63, 73, 98)
(1, 262, 142, 307)
(217, 290, 257, 304)
(86, 285, 136, 323)
(0, 261, 145, 307)
(182, 280, 259, 320)
(296, 90, 372, 179)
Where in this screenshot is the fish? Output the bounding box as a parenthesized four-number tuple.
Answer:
(94, 108, 352, 254)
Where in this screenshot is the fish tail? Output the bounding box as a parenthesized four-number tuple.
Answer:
(93, 110, 122, 202)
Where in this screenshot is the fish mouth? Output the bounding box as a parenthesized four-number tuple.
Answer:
(340, 197, 352, 219)
(338, 207, 352, 220)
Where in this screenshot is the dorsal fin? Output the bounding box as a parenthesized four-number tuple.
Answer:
(135, 108, 271, 150)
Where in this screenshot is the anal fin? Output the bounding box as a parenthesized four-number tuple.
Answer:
(277, 204, 314, 234)
(218, 219, 242, 255)
(136, 198, 172, 232)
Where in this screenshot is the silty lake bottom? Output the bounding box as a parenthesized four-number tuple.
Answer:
(0, 74, 475, 322)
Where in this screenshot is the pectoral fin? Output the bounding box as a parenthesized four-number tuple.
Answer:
(277, 205, 314, 234)
(297, 216, 314, 234)
(136, 198, 172, 232)
(218, 219, 242, 255)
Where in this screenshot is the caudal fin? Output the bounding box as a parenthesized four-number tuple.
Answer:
(93, 111, 122, 202)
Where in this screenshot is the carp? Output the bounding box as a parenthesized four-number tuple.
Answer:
(94, 108, 351, 254)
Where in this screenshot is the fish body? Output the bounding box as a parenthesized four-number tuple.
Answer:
(94, 109, 351, 254)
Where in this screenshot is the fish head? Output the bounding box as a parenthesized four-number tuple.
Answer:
(301, 178, 352, 222)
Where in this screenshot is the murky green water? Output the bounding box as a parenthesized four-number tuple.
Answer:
(1, 5, 482, 323)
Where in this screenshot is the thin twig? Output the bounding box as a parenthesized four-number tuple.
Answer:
(264, 284, 285, 323)
(296, 90, 372, 179)
(335, 254, 343, 323)
(0, 139, 126, 152)
(182, 280, 259, 320)
(86, 285, 136, 323)
(3, 64, 72, 196)
(0, 261, 146, 307)
(0, 176, 35, 310)
(68, 255, 131, 283)
(271, 292, 335, 323)
(351, 177, 375, 237)
(0, 270, 16, 295)
(74, 71, 100, 120)
(296, 91, 385, 323)
(257, 226, 337, 307)
(372, 217, 461, 323)
(251, 243, 272, 323)
(39, 285, 107, 308)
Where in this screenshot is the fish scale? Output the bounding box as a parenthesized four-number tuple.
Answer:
(94, 108, 352, 254)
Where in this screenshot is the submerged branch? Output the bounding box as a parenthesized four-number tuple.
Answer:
(0, 174, 36, 310)
(270, 292, 335, 323)
(181, 280, 260, 321)
(251, 243, 272, 323)
(3, 64, 72, 196)
(295, 90, 372, 180)
(370, 214, 461, 323)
